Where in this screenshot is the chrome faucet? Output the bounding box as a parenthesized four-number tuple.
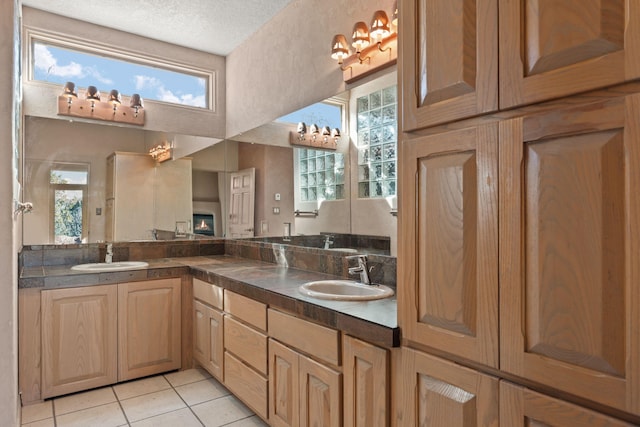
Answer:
(105, 243, 113, 264)
(347, 254, 371, 285)
(323, 234, 334, 249)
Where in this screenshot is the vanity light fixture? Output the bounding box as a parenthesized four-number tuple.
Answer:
(149, 141, 173, 163)
(330, 2, 398, 83)
(57, 83, 145, 125)
(289, 122, 340, 150)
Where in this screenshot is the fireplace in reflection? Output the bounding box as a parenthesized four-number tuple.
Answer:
(193, 213, 215, 236)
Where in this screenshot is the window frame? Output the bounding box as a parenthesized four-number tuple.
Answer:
(49, 163, 89, 244)
(25, 28, 215, 112)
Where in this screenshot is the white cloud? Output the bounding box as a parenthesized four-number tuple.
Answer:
(33, 44, 113, 84)
(134, 75, 162, 91)
(156, 84, 207, 108)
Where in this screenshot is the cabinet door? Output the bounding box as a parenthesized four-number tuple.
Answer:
(269, 339, 300, 427)
(400, 0, 498, 131)
(342, 335, 388, 427)
(118, 278, 181, 381)
(499, 0, 640, 109)
(500, 381, 636, 427)
(396, 348, 499, 427)
(193, 300, 224, 380)
(41, 285, 117, 398)
(299, 355, 342, 427)
(500, 94, 640, 415)
(398, 124, 499, 367)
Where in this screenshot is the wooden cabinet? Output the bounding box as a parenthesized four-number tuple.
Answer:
(398, 123, 499, 368)
(41, 285, 118, 398)
(193, 300, 224, 380)
(500, 95, 640, 415)
(499, 0, 640, 109)
(500, 381, 636, 427)
(342, 335, 389, 427)
(396, 347, 499, 427)
(192, 279, 224, 380)
(399, 0, 498, 131)
(118, 278, 182, 381)
(269, 338, 342, 427)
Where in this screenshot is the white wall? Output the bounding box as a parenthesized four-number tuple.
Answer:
(1, 0, 20, 424)
(226, 0, 396, 138)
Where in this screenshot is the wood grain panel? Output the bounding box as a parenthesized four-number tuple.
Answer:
(499, 0, 640, 108)
(400, 0, 497, 131)
(193, 300, 224, 380)
(396, 348, 499, 427)
(500, 381, 635, 426)
(343, 335, 389, 427)
(193, 278, 223, 310)
(299, 355, 342, 427)
(399, 124, 498, 368)
(418, 151, 477, 336)
(118, 279, 181, 381)
(41, 285, 118, 398)
(224, 315, 268, 374)
(269, 338, 300, 427)
(499, 94, 640, 415)
(224, 290, 266, 331)
(19, 288, 42, 404)
(224, 351, 268, 420)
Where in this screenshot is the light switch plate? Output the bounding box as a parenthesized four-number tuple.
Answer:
(275, 193, 281, 201)
(273, 207, 280, 214)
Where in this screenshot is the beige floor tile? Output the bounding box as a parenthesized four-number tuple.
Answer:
(113, 375, 171, 400)
(164, 367, 211, 387)
(55, 402, 126, 427)
(120, 388, 186, 423)
(54, 387, 117, 415)
(130, 407, 203, 427)
(175, 378, 229, 406)
(22, 418, 55, 427)
(21, 400, 53, 424)
(225, 415, 269, 426)
(191, 395, 253, 427)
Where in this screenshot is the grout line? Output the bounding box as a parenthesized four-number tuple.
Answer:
(112, 385, 132, 427)
(163, 373, 206, 427)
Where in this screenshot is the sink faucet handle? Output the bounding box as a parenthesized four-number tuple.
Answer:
(346, 254, 371, 284)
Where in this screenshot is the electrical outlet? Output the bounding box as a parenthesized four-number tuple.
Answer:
(96, 208, 102, 215)
(273, 207, 280, 214)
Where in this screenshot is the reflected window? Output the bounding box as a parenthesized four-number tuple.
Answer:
(356, 85, 397, 198)
(50, 165, 89, 244)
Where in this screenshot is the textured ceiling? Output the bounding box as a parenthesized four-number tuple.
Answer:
(22, 0, 296, 56)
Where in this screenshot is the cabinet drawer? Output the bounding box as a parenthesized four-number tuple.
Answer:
(224, 316, 268, 375)
(193, 279, 223, 309)
(224, 290, 266, 331)
(224, 351, 268, 420)
(268, 309, 340, 367)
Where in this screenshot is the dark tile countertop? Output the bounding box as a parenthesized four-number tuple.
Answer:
(20, 255, 399, 348)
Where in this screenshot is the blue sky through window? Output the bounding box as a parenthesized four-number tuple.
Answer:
(33, 42, 208, 108)
(277, 102, 342, 129)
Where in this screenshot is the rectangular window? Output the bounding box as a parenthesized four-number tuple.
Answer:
(356, 85, 397, 198)
(50, 165, 89, 244)
(31, 39, 211, 109)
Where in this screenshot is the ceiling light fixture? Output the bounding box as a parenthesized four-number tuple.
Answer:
(330, 2, 398, 83)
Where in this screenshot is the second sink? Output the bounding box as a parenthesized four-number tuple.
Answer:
(299, 280, 394, 301)
(71, 261, 149, 272)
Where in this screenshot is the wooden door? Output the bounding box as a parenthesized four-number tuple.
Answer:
(499, 0, 640, 109)
(398, 124, 499, 367)
(41, 285, 117, 398)
(395, 347, 499, 426)
(118, 278, 181, 381)
(154, 158, 193, 233)
(500, 382, 636, 426)
(193, 300, 224, 380)
(342, 335, 388, 427)
(228, 167, 255, 238)
(500, 94, 640, 415)
(400, 0, 498, 131)
(299, 355, 342, 427)
(269, 338, 300, 427)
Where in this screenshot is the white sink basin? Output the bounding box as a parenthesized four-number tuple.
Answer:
(325, 248, 358, 253)
(71, 261, 149, 272)
(299, 280, 394, 301)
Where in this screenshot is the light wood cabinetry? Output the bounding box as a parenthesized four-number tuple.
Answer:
(500, 382, 636, 427)
(399, 123, 499, 368)
(118, 278, 182, 381)
(396, 347, 499, 427)
(41, 285, 118, 399)
(192, 278, 224, 380)
(499, 95, 640, 415)
(499, 0, 640, 109)
(342, 335, 389, 427)
(399, 0, 498, 131)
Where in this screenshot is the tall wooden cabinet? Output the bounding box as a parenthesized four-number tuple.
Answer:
(192, 278, 224, 380)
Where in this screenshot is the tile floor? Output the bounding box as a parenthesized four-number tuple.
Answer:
(21, 368, 268, 427)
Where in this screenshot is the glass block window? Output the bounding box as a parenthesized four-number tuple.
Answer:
(357, 85, 397, 198)
(298, 148, 345, 202)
